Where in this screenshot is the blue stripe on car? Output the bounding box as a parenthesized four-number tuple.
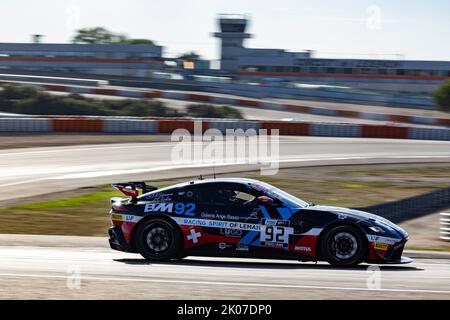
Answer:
(259, 205, 271, 219)
(277, 207, 292, 220)
(239, 230, 259, 244)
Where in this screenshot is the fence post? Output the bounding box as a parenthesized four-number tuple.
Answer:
(440, 212, 450, 241)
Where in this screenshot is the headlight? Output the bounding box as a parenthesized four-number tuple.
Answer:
(369, 226, 385, 233)
(370, 220, 401, 237)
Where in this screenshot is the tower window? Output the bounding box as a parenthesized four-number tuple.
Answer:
(220, 24, 246, 33)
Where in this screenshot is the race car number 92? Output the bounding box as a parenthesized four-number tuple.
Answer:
(260, 225, 292, 244)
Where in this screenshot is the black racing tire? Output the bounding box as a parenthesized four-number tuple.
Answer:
(320, 225, 367, 267)
(135, 218, 183, 261)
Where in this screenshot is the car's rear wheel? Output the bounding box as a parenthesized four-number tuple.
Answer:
(320, 225, 367, 267)
(135, 218, 183, 261)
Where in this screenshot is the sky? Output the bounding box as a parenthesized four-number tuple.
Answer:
(1, 0, 449, 61)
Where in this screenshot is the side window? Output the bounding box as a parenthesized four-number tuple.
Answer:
(205, 184, 259, 206)
(175, 186, 201, 202)
(234, 191, 255, 202)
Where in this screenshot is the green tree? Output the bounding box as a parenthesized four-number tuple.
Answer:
(72, 27, 126, 44)
(72, 27, 153, 45)
(0, 84, 39, 100)
(177, 51, 200, 60)
(124, 38, 154, 45)
(433, 80, 450, 112)
(186, 104, 243, 119)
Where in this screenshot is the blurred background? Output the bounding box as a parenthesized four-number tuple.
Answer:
(0, 0, 449, 300)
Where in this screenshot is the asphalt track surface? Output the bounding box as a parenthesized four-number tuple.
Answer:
(159, 98, 446, 128)
(1, 136, 450, 203)
(102, 86, 450, 119)
(0, 240, 449, 299)
(49, 92, 384, 124)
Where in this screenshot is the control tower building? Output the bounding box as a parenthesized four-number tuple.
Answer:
(213, 14, 252, 72)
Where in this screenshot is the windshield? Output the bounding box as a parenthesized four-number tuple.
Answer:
(249, 181, 309, 208)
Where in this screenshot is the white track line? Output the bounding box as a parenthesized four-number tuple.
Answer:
(2, 155, 450, 187)
(0, 272, 449, 294)
(2, 138, 450, 157)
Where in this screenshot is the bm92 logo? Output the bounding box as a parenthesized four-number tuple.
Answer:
(144, 202, 196, 216)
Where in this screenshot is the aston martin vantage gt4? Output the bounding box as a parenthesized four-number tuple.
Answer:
(108, 178, 412, 266)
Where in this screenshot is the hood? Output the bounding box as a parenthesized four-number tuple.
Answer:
(307, 205, 383, 221)
(306, 205, 406, 234)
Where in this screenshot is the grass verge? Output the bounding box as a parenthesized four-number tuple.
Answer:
(0, 187, 121, 236)
(1, 165, 449, 237)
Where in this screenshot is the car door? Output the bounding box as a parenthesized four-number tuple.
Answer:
(194, 182, 262, 251)
(256, 198, 294, 251)
(201, 183, 295, 253)
(201, 182, 260, 220)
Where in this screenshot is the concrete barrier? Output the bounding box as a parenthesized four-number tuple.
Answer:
(157, 119, 208, 134)
(408, 127, 450, 140)
(285, 104, 310, 113)
(103, 119, 158, 133)
(309, 123, 361, 137)
(207, 120, 260, 133)
(0, 118, 51, 132)
(411, 115, 438, 125)
(0, 116, 450, 141)
(52, 118, 103, 132)
(362, 124, 408, 139)
(187, 93, 212, 102)
(261, 121, 310, 136)
(260, 102, 286, 111)
(309, 106, 338, 116)
(116, 90, 146, 99)
(68, 86, 94, 94)
(161, 91, 187, 100)
(359, 112, 388, 121)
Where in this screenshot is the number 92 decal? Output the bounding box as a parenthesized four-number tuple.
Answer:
(260, 225, 293, 245)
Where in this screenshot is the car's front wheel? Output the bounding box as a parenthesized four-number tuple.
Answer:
(135, 218, 183, 261)
(320, 225, 367, 267)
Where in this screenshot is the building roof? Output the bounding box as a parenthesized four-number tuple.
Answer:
(0, 42, 162, 52)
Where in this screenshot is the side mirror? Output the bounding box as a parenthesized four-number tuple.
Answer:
(258, 195, 274, 205)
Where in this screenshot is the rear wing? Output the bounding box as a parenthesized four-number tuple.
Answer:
(112, 182, 157, 202)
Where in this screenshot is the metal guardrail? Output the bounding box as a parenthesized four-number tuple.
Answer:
(440, 212, 450, 241)
(357, 187, 450, 224)
(0, 73, 105, 87)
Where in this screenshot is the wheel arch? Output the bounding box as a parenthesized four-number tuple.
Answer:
(129, 214, 185, 253)
(315, 221, 369, 260)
